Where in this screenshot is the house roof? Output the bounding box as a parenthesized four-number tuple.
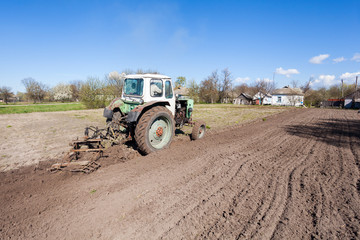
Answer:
(237, 92, 253, 100)
(253, 91, 272, 99)
(272, 86, 304, 96)
(174, 86, 189, 96)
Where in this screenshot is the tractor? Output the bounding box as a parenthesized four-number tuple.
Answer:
(51, 73, 205, 172)
(100, 73, 206, 154)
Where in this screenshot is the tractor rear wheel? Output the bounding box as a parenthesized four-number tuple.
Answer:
(191, 120, 206, 140)
(135, 106, 175, 154)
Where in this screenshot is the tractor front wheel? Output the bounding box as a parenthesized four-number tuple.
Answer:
(135, 106, 175, 155)
(191, 120, 206, 140)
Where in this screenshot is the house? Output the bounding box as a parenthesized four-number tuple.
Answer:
(272, 86, 304, 106)
(253, 91, 272, 105)
(233, 93, 253, 105)
(221, 91, 238, 104)
(174, 86, 189, 96)
(321, 99, 344, 108)
(344, 88, 360, 109)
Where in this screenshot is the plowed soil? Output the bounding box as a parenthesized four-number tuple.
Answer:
(1, 108, 359, 239)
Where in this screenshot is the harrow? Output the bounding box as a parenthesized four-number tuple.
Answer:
(50, 123, 127, 173)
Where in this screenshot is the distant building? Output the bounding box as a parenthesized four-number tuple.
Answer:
(321, 99, 344, 108)
(233, 93, 253, 105)
(253, 91, 272, 105)
(344, 89, 360, 109)
(272, 86, 304, 106)
(174, 86, 189, 97)
(222, 91, 238, 104)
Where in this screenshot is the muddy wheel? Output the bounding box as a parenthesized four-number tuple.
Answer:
(191, 120, 206, 140)
(135, 106, 175, 154)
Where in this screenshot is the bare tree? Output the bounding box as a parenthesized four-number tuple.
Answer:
(21, 78, 48, 103)
(69, 80, 82, 101)
(187, 79, 200, 103)
(0, 86, 14, 104)
(106, 71, 124, 97)
(291, 79, 299, 88)
(233, 83, 251, 96)
(199, 71, 219, 103)
(220, 68, 233, 103)
(301, 77, 312, 94)
(251, 79, 275, 105)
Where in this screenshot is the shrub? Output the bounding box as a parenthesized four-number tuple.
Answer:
(79, 77, 110, 109)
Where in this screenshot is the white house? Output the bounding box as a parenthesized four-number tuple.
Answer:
(253, 91, 272, 105)
(272, 86, 304, 106)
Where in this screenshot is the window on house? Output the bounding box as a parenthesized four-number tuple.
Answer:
(277, 96, 281, 103)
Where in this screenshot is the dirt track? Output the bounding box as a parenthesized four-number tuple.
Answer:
(1, 108, 359, 239)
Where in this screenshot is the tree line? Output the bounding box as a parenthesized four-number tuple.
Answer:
(1, 68, 358, 107)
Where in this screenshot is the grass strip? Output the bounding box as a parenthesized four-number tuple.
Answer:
(0, 103, 87, 114)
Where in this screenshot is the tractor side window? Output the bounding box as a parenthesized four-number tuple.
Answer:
(150, 79, 163, 97)
(124, 78, 144, 96)
(165, 81, 173, 99)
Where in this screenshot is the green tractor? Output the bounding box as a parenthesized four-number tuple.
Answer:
(101, 73, 206, 154)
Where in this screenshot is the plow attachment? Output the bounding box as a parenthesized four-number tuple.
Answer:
(50, 124, 127, 173)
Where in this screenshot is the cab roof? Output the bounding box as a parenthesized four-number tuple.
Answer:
(125, 73, 171, 80)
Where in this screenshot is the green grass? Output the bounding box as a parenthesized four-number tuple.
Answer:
(0, 103, 87, 114)
(0, 101, 65, 105)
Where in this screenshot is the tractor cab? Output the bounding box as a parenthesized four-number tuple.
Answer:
(121, 74, 176, 116)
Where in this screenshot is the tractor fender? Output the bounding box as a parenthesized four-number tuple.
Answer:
(103, 97, 124, 119)
(127, 101, 170, 123)
(107, 97, 124, 111)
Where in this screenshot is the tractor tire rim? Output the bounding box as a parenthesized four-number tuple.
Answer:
(148, 116, 172, 149)
(198, 125, 205, 138)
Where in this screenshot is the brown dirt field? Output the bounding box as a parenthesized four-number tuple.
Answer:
(0, 109, 105, 171)
(0, 108, 360, 239)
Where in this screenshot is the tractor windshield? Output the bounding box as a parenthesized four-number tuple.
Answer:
(123, 78, 144, 96)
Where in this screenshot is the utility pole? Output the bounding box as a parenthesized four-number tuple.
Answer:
(272, 72, 276, 89)
(356, 76, 358, 98)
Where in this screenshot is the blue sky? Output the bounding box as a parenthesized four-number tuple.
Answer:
(0, 0, 359, 93)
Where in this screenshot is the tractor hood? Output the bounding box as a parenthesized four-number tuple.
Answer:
(104, 97, 142, 119)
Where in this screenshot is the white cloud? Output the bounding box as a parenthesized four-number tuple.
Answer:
(275, 67, 300, 78)
(333, 57, 346, 63)
(309, 54, 330, 64)
(234, 77, 251, 84)
(339, 71, 360, 83)
(351, 53, 360, 62)
(310, 75, 336, 88)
